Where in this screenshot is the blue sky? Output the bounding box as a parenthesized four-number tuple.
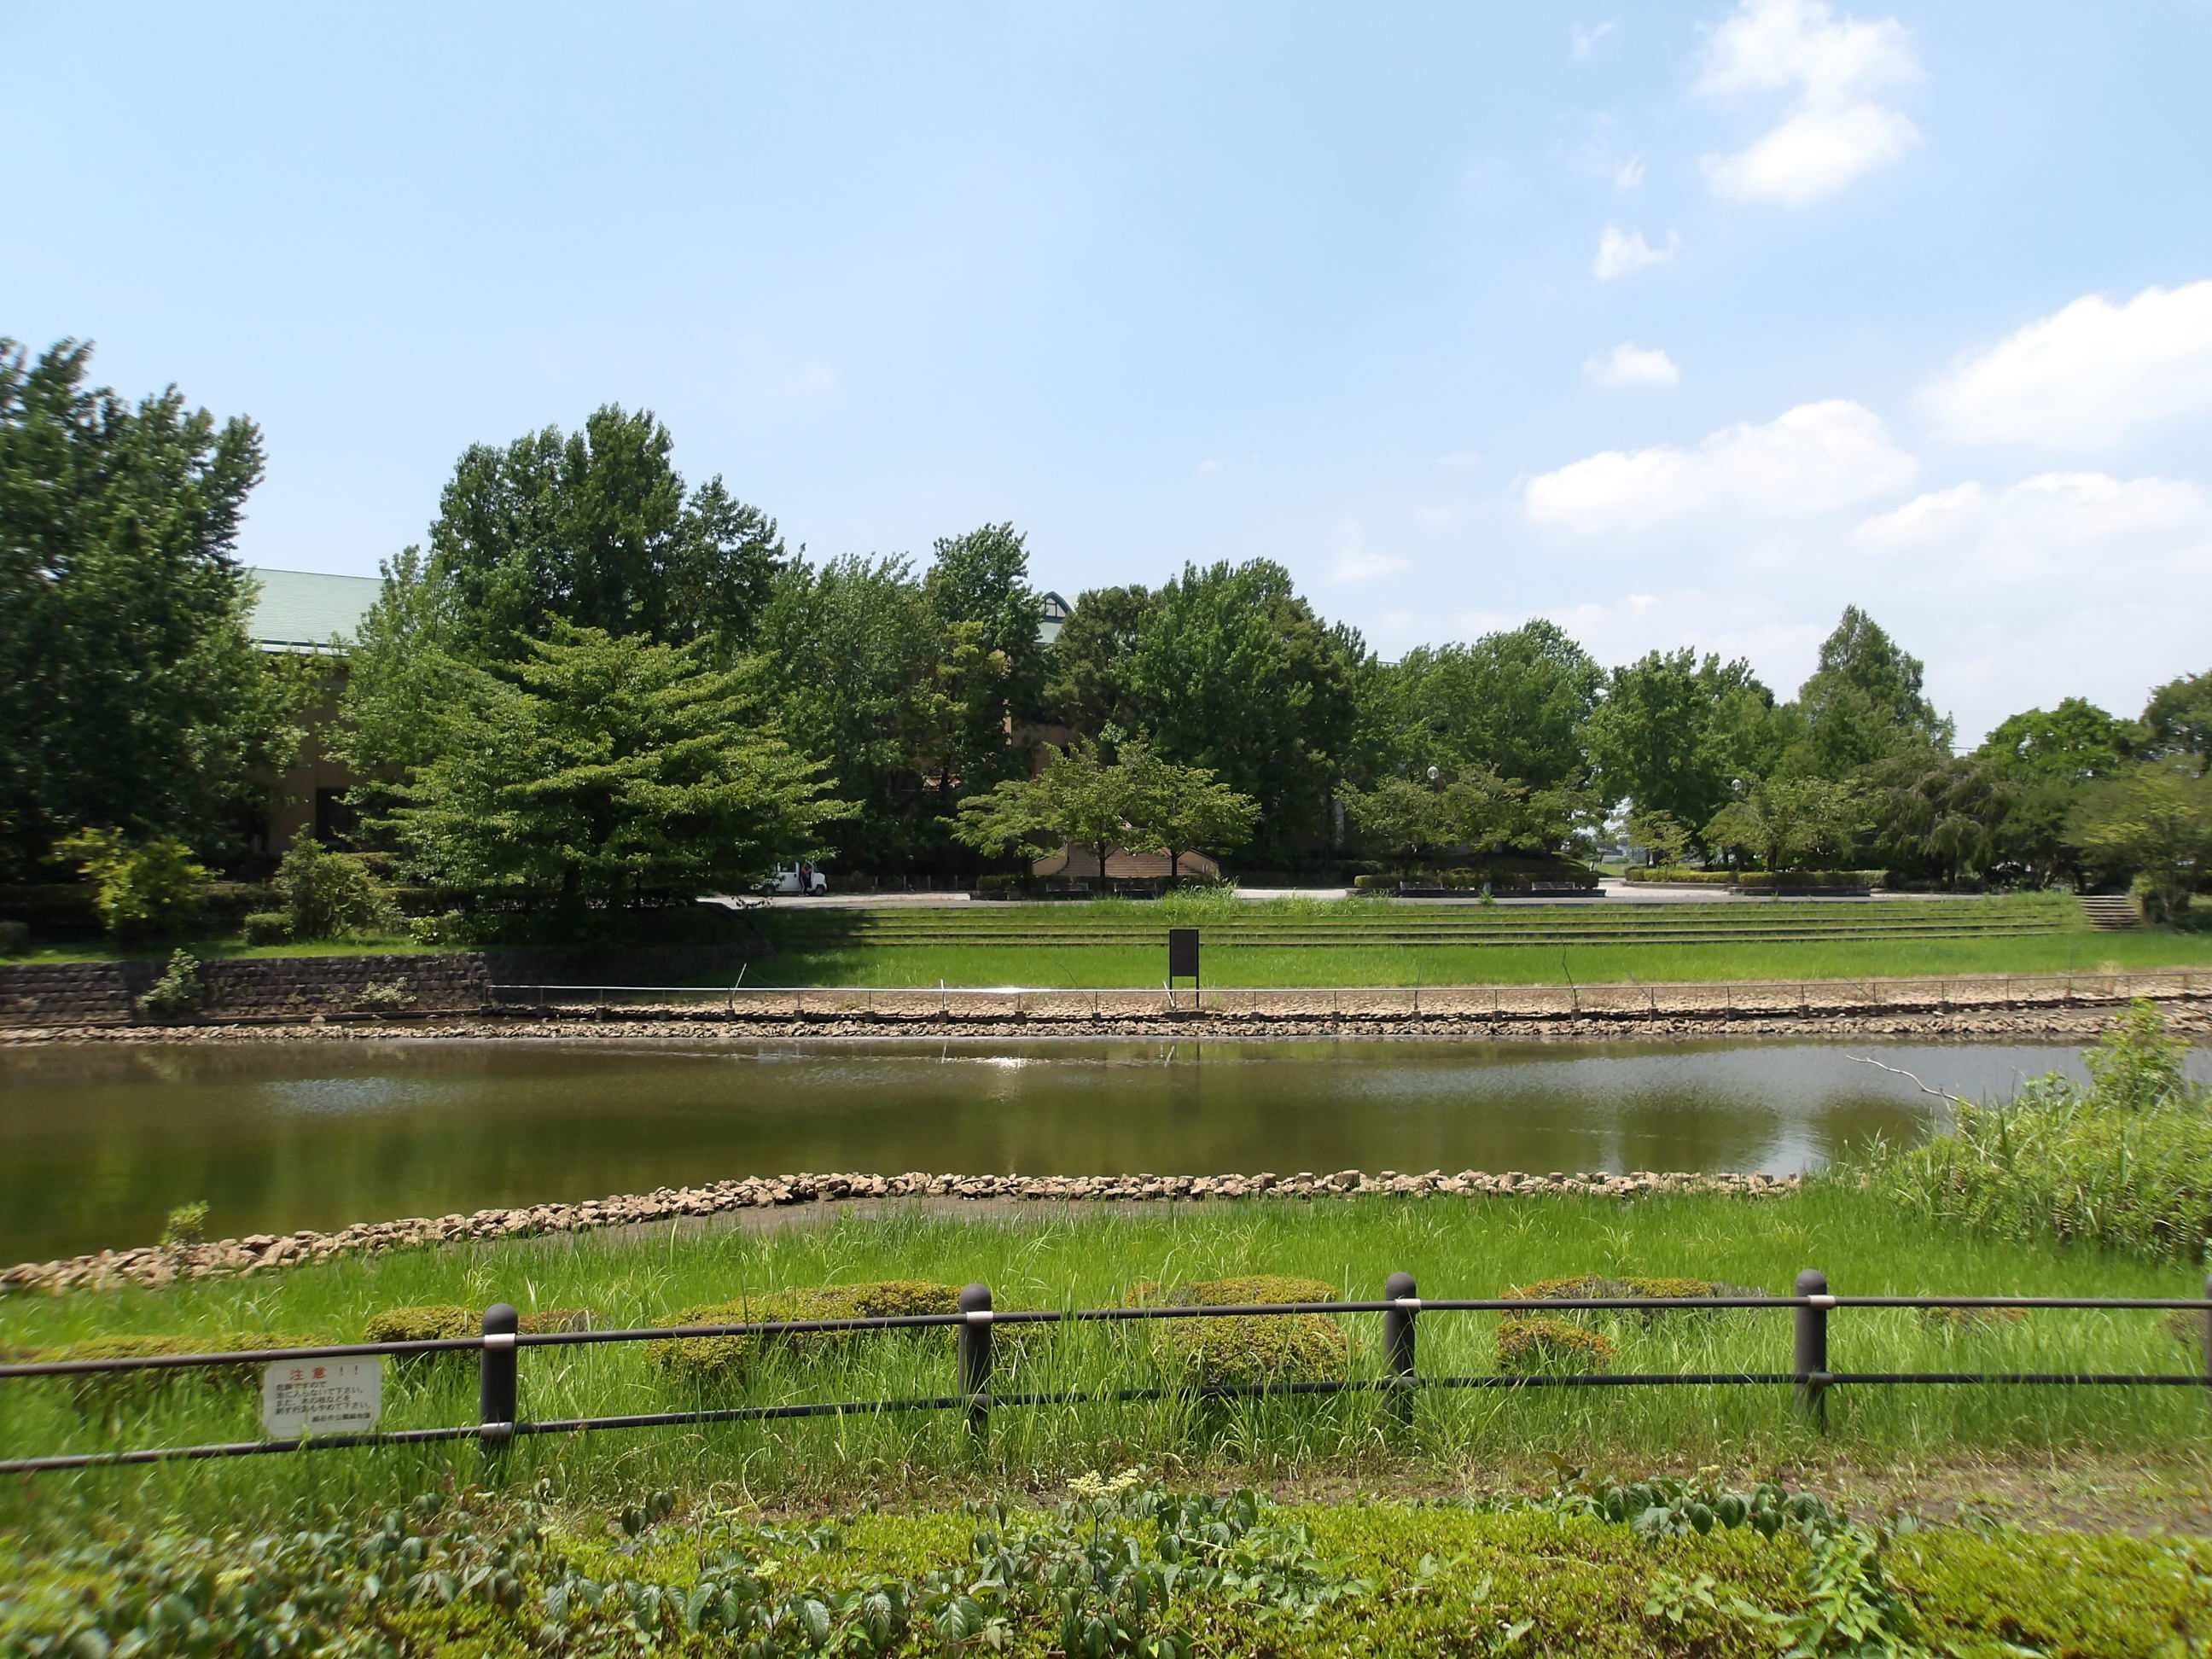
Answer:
(9, 0, 2212, 742)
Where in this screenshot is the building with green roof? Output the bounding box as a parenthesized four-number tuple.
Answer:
(242, 568, 380, 850)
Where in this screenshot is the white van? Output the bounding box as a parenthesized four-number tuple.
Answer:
(760, 861, 829, 896)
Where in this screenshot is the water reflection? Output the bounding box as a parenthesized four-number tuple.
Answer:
(2, 1036, 2202, 1263)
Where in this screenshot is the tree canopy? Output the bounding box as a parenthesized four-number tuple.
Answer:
(386, 623, 843, 912)
(0, 338, 301, 874)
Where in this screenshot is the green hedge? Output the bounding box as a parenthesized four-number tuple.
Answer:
(1624, 868, 1883, 888)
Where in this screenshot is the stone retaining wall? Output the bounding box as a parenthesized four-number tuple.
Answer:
(0, 953, 493, 1024)
(1, 1167, 1798, 1295)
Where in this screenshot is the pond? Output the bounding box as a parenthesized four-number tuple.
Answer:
(8, 1035, 2189, 1265)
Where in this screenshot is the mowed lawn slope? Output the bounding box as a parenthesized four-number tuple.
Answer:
(752, 892, 2212, 987)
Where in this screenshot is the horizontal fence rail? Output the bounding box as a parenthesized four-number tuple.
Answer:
(5, 1272, 2210, 1475)
(482, 969, 2206, 1022)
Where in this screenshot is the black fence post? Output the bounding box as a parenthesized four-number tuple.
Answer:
(1794, 1269, 1831, 1431)
(480, 1301, 519, 1467)
(958, 1283, 993, 1444)
(2202, 1274, 2212, 1393)
(1383, 1272, 1418, 1431)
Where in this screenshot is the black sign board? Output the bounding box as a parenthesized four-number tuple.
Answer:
(1167, 928, 1201, 983)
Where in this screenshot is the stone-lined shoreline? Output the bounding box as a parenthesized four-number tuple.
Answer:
(2, 1167, 1799, 1295)
(2, 996, 2206, 1049)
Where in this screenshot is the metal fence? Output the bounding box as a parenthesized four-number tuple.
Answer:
(484, 968, 2207, 1022)
(5, 1271, 2208, 1475)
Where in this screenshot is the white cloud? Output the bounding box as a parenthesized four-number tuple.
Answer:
(1593, 224, 1679, 280)
(1697, 0, 1922, 206)
(1194, 457, 1227, 476)
(1854, 471, 2212, 585)
(1571, 20, 1616, 58)
(1435, 449, 1486, 472)
(1585, 342, 1681, 387)
(1330, 520, 1407, 584)
(1918, 282, 2212, 449)
(1524, 399, 1917, 533)
(1613, 155, 1645, 191)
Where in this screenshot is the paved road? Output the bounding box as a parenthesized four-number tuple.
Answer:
(731, 879, 1974, 912)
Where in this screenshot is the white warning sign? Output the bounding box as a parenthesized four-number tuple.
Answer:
(261, 1358, 383, 1437)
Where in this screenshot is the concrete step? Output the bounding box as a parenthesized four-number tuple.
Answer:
(2081, 895, 2142, 931)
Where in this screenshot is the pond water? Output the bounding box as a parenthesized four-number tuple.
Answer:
(8, 1035, 2194, 1265)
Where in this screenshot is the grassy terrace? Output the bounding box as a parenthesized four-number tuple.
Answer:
(751, 891, 2212, 987)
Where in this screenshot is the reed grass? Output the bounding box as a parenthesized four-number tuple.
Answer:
(3, 1186, 2204, 1540)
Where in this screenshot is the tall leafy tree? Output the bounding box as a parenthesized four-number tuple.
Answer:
(954, 739, 1132, 877)
(1585, 648, 1781, 846)
(1856, 751, 2017, 887)
(1039, 583, 1158, 740)
(0, 338, 302, 873)
(1975, 697, 2133, 783)
(923, 522, 1044, 793)
(1790, 606, 1952, 777)
(1391, 621, 1602, 789)
(1121, 560, 1362, 863)
(2140, 670, 2212, 776)
(753, 555, 947, 867)
(421, 405, 783, 661)
(2068, 760, 2212, 920)
(387, 623, 842, 916)
(341, 405, 788, 793)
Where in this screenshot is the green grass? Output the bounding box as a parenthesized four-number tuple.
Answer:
(3, 1187, 2205, 1537)
(743, 929, 2212, 988)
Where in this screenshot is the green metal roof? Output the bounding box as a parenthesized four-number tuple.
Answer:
(244, 567, 380, 653)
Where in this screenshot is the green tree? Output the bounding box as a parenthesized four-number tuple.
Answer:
(408, 405, 783, 664)
(2140, 670, 2212, 776)
(1624, 808, 1691, 869)
(1119, 743, 1260, 879)
(753, 555, 952, 867)
(1975, 697, 2133, 783)
(1857, 751, 2017, 887)
(1789, 606, 1953, 777)
(1704, 777, 1866, 875)
(954, 739, 1133, 878)
(0, 339, 302, 873)
(1391, 621, 1602, 789)
(1585, 649, 1783, 846)
(1336, 777, 1450, 869)
(386, 623, 843, 917)
(1121, 561, 1362, 863)
(1039, 583, 1156, 740)
(54, 828, 207, 941)
(2068, 760, 2212, 921)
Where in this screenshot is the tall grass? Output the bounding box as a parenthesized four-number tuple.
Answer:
(1864, 998, 2212, 1260)
(3, 1186, 2203, 1541)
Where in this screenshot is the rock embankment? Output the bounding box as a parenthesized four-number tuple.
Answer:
(1, 1167, 1797, 1295)
(3, 998, 2207, 1047)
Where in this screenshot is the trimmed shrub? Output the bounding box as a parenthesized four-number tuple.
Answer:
(652, 1281, 961, 1388)
(44, 1333, 303, 1416)
(241, 911, 293, 945)
(364, 1304, 600, 1371)
(0, 919, 27, 955)
(1494, 1315, 1615, 1375)
(1129, 1276, 1348, 1389)
(1151, 1312, 1349, 1389)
